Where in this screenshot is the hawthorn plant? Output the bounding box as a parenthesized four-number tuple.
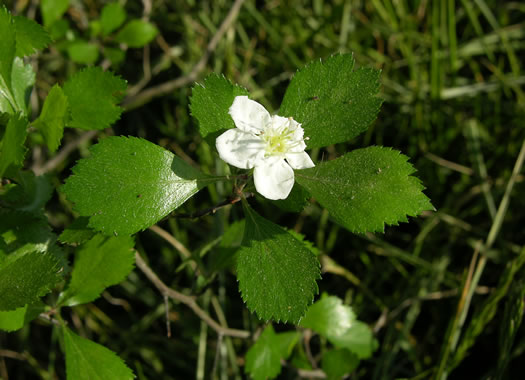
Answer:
(0, 5, 433, 379)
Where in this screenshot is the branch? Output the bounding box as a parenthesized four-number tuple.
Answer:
(122, 0, 246, 109)
(135, 252, 250, 339)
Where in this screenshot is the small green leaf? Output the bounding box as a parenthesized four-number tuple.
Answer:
(10, 57, 36, 115)
(321, 348, 360, 379)
(245, 325, 299, 380)
(328, 321, 376, 359)
(190, 74, 249, 138)
(14, 15, 52, 56)
(237, 203, 320, 323)
(100, 3, 127, 36)
(0, 7, 16, 97)
(301, 296, 376, 359)
(0, 302, 44, 332)
(33, 84, 69, 152)
(59, 217, 95, 245)
(279, 54, 382, 148)
(0, 305, 27, 331)
(40, 0, 70, 27)
(62, 136, 217, 235)
(63, 326, 134, 380)
(0, 114, 28, 177)
(67, 41, 99, 64)
(59, 234, 135, 306)
(296, 147, 434, 233)
(300, 295, 356, 338)
(0, 251, 63, 311)
(115, 20, 158, 48)
(0, 171, 53, 212)
(0, 210, 55, 255)
(63, 67, 126, 130)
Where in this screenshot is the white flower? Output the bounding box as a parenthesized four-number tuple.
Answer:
(216, 96, 315, 200)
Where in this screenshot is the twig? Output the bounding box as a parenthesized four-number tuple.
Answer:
(0, 350, 25, 361)
(122, 0, 246, 109)
(164, 293, 171, 338)
(425, 152, 474, 176)
(175, 193, 250, 219)
(32, 130, 98, 175)
(148, 225, 193, 261)
(135, 252, 250, 339)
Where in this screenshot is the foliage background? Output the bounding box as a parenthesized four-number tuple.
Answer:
(1, 0, 524, 379)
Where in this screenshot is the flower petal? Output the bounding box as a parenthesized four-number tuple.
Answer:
(254, 158, 294, 200)
(229, 96, 271, 133)
(216, 129, 265, 169)
(285, 151, 315, 169)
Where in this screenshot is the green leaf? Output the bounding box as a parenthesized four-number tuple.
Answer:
(62, 136, 216, 235)
(321, 348, 360, 379)
(0, 305, 28, 331)
(0, 210, 55, 255)
(0, 7, 16, 100)
(237, 203, 320, 323)
(301, 296, 375, 359)
(245, 325, 299, 380)
(0, 302, 44, 332)
(67, 41, 99, 64)
(296, 146, 434, 233)
(0, 171, 53, 212)
(190, 74, 249, 138)
(63, 67, 126, 130)
(279, 54, 382, 148)
(59, 234, 134, 306)
(63, 326, 134, 380)
(33, 84, 69, 152)
(40, 0, 70, 27)
(10, 57, 36, 115)
(0, 114, 28, 177)
(328, 321, 376, 359)
(14, 15, 52, 56)
(115, 20, 158, 48)
(59, 217, 95, 245)
(0, 251, 62, 311)
(100, 3, 127, 36)
(300, 295, 356, 338)
(270, 182, 310, 212)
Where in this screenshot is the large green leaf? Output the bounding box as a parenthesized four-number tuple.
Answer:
(0, 114, 28, 177)
(296, 146, 434, 233)
(33, 84, 69, 152)
(63, 67, 126, 130)
(0, 250, 63, 311)
(63, 326, 134, 380)
(100, 3, 127, 36)
(62, 136, 217, 235)
(245, 325, 299, 380)
(237, 203, 320, 323)
(14, 15, 51, 57)
(59, 234, 135, 306)
(115, 20, 158, 48)
(279, 54, 382, 148)
(190, 74, 249, 138)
